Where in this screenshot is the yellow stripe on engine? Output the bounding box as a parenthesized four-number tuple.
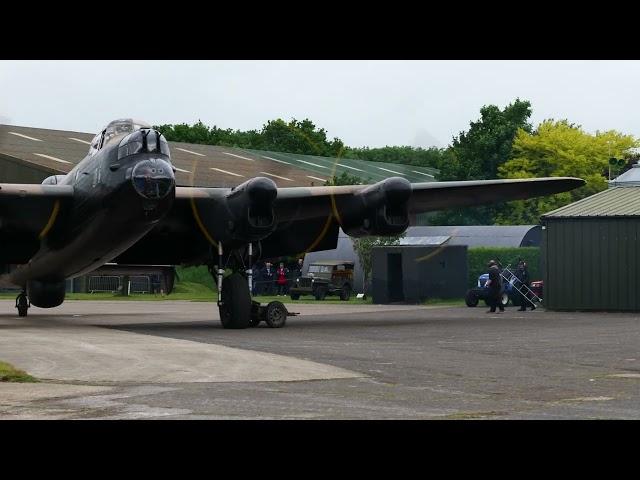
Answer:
(38, 199, 60, 239)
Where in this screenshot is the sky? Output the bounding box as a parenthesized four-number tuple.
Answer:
(1, 60, 639, 148)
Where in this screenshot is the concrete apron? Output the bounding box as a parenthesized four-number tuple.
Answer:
(0, 318, 362, 385)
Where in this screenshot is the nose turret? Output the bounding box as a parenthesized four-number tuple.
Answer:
(131, 158, 175, 199)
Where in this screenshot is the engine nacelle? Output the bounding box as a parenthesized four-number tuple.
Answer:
(42, 175, 67, 185)
(27, 279, 66, 308)
(224, 177, 278, 242)
(341, 177, 412, 237)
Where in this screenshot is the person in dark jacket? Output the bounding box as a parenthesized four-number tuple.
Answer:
(486, 260, 504, 313)
(515, 260, 536, 311)
(261, 262, 275, 295)
(295, 258, 304, 278)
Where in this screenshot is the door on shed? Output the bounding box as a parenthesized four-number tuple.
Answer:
(387, 253, 404, 302)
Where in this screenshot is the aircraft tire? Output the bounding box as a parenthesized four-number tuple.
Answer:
(219, 273, 251, 329)
(265, 301, 287, 328)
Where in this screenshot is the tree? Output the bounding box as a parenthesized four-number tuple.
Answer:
(324, 171, 370, 186)
(352, 235, 403, 295)
(432, 99, 533, 225)
(155, 118, 344, 157)
(496, 120, 638, 224)
(344, 145, 445, 170)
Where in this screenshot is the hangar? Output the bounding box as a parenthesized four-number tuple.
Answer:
(542, 163, 640, 311)
(0, 124, 438, 187)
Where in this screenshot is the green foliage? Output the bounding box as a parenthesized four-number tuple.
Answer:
(439, 99, 533, 182)
(496, 120, 638, 224)
(155, 118, 344, 157)
(467, 247, 540, 288)
(175, 265, 216, 290)
(344, 145, 446, 170)
(432, 99, 533, 225)
(324, 171, 370, 186)
(0, 361, 38, 383)
(352, 235, 404, 292)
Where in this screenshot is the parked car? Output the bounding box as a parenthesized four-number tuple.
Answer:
(289, 260, 354, 301)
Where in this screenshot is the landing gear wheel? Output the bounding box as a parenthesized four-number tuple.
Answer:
(340, 285, 351, 301)
(314, 286, 326, 301)
(265, 301, 287, 328)
(16, 292, 29, 317)
(219, 273, 251, 329)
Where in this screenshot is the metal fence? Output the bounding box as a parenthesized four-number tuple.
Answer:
(87, 275, 152, 294)
(88, 275, 121, 293)
(129, 276, 151, 294)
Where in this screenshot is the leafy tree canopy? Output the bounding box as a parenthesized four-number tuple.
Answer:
(324, 171, 370, 186)
(155, 119, 444, 170)
(496, 119, 638, 224)
(344, 145, 445, 170)
(431, 99, 533, 225)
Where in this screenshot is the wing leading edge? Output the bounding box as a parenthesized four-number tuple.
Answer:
(119, 176, 582, 263)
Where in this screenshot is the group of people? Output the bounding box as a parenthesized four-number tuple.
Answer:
(485, 259, 536, 313)
(251, 258, 304, 296)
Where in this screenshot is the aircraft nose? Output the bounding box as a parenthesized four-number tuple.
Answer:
(131, 158, 175, 200)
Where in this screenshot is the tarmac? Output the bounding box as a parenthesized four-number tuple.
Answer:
(1, 299, 639, 419)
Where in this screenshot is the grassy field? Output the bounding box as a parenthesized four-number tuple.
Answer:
(0, 361, 38, 383)
(0, 265, 464, 306)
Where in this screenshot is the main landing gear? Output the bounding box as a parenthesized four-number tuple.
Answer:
(214, 243, 297, 329)
(15, 291, 30, 317)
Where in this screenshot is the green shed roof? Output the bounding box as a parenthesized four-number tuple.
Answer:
(542, 186, 640, 218)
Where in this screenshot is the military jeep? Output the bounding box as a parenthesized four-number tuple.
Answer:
(290, 260, 354, 301)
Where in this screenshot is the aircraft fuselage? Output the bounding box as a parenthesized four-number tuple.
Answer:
(8, 128, 176, 288)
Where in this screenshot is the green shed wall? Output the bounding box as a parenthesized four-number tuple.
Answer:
(543, 218, 640, 311)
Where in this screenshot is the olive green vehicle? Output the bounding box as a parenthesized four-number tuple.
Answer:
(290, 260, 355, 301)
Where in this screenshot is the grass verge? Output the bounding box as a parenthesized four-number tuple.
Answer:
(0, 361, 38, 383)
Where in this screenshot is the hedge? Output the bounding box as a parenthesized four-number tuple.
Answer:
(467, 247, 541, 289)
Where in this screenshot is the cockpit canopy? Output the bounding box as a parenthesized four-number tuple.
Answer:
(89, 118, 152, 155)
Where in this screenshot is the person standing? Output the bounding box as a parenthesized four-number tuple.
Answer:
(486, 260, 504, 313)
(515, 260, 536, 311)
(261, 262, 274, 296)
(295, 258, 304, 278)
(276, 262, 288, 296)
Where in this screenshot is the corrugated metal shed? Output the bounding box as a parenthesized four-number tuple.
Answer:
(543, 187, 640, 218)
(541, 185, 640, 312)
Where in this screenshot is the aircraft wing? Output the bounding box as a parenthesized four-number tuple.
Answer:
(272, 177, 585, 220)
(115, 176, 584, 264)
(0, 184, 74, 264)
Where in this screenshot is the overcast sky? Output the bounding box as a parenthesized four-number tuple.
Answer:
(1, 60, 639, 148)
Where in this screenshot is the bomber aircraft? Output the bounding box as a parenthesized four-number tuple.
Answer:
(0, 119, 585, 328)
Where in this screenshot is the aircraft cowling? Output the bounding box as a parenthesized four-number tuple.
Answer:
(223, 177, 278, 242)
(27, 279, 66, 308)
(341, 177, 412, 237)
